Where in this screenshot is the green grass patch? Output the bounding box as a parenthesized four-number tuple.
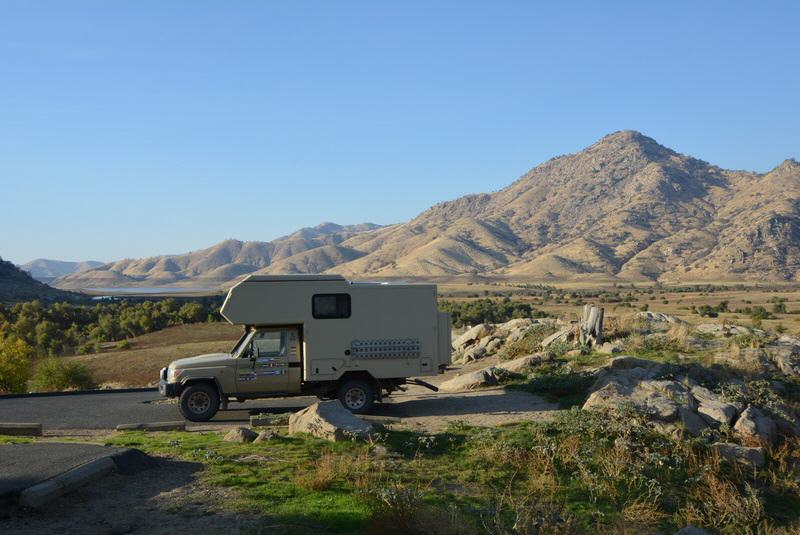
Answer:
(105, 407, 800, 534)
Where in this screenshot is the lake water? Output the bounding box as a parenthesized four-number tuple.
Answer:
(83, 287, 223, 297)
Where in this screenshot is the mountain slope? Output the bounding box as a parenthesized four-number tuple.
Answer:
(19, 259, 104, 284)
(53, 223, 384, 289)
(0, 258, 77, 302)
(54, 132, 800, 288)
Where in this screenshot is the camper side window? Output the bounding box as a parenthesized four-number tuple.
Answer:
(312, 293, 351, 319)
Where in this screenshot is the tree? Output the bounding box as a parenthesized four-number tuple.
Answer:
(179, 302, 205, 324)
(0, 338, 35, 393)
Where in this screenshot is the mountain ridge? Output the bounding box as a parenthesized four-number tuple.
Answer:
(53, 131, 800, 289)
(20, 259, 104, 284)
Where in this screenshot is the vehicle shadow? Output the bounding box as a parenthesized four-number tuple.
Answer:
(373, 389, 556, 419)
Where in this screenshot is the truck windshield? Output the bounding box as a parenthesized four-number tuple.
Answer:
(230, 330, 251, 356)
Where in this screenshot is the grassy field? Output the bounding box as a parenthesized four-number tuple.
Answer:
(66, 323, 242, 387)
(101, 414, 800, 534)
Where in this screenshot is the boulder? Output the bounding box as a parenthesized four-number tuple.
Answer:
(599, 341, 623, 354)
(584, 379, 684, 421)
(484, 338, 503, 354)
(477, 335, 496, 349)
(495, 318, 533, 335)
(697, 400, 739, 427)
(637, 311, 682, 324)
(452, 324, 492, 350)
(438, 368, 499, 392)
(712, 442, 765, 469)
(541, 328, 573, 348)
(223, 427, 258, 443)
(696, 323, 727, 335)
(506, 327, 530, 343)
(253, 430, 278, 443)
(734, 406, 777, 446)
(495, 353, 550, 374)
(461, 345, 487, 363)
(288, 401, 374, 442)
(678, 407, 708, 437)
(565, 349, 583, 358)
(690, 386, 740, 427)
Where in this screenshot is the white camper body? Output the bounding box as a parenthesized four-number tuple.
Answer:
(220, 274, 451, 382)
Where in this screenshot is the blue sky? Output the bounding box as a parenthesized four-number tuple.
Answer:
(1, 1, 798, 265)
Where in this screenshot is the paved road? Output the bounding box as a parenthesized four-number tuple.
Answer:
(0, 391, 317, 430)
(0, 387, 558, 432)
(0, 443, 122, 497)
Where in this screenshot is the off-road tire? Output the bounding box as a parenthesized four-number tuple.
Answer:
(337, 379, 374, 414)
(179, 383, 220, 422)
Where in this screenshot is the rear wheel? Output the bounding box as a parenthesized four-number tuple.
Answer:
(179, 383, 220, 422)
(337, 379, 374, 414)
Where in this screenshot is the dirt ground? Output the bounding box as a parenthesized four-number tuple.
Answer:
(0, 456, 275, 535)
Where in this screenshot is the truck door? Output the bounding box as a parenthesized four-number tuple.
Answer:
(236, 327, 300, 394)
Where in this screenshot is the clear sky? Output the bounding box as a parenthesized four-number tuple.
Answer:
(2, 1, 798, 265)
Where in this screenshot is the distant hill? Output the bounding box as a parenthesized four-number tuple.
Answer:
(54, 222, 384, 289)
(19, 259, 104, 284)
(0, 258, 77, 302)
(54, 131, 800, 288)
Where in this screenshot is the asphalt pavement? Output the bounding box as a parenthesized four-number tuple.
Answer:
(0, 443, 122, 498)
(0, 390, 317, 430)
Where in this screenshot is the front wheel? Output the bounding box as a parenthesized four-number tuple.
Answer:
(179, 383, 220, 422)
(337, 379, 374, 414)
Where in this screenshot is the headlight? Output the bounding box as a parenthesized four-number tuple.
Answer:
(168, 367, 183, 383)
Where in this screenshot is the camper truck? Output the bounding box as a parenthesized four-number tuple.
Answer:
(159, 275, 451, 421)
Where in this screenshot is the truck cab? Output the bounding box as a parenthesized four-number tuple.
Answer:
(159, 275, 451, 421)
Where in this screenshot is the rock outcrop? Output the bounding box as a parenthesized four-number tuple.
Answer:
(288, 401, 374, 442)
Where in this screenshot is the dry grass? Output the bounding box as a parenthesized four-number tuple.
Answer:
(65, 323, 242, 386)
(679, 472, 764, 534)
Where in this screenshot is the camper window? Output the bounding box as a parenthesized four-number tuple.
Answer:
(312, 293, 351, 319)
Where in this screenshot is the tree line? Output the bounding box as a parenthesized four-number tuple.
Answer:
(0, 297, 223, 358)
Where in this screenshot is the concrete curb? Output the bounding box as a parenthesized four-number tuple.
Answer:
(18, 455, 116, 508)
(0, 423, 43, 436)
(0, 387, 157, 400)
(115, 421, 185, 432)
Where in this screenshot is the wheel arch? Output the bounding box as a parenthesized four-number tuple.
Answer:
(180, 377, 223, 396)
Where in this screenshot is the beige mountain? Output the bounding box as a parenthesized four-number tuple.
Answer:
(54, 223, 381, 289)
(54, 131, 800, 289)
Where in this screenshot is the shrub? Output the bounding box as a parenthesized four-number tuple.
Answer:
(0, 338, 35, 393)
(510, 364, 594, 407)
(28, 358, 97, 392)
(497, 325, 557, 360)
(116, 339, 131, 350)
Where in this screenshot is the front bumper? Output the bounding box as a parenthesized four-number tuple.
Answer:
(159, 379, 181, 397)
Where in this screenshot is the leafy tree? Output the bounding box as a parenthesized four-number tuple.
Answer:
(0, 337, 35, 393)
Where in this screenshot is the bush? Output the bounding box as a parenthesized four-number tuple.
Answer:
(116, 339, 131, 350)
(28, 358, 97, 392)
(0, 338, 35, 393)
(497, 325, 557, 360)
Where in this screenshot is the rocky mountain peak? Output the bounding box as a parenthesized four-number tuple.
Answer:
(590, 130, 676, 160)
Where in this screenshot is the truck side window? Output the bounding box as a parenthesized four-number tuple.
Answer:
(253, 331, 285, 357)
(312, 293, 351, 319)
